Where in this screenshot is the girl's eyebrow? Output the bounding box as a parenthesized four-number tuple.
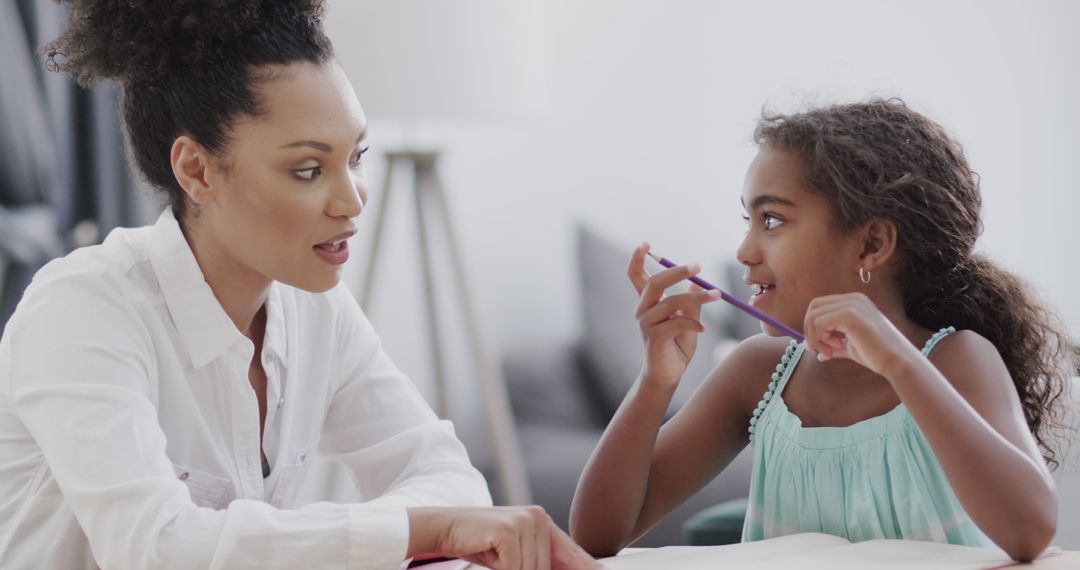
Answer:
(741, 194, 798, 210)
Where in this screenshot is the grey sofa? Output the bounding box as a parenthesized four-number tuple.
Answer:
(503, 224, 759, 547)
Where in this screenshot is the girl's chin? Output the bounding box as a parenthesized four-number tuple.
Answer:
(760, 320, 802, 339)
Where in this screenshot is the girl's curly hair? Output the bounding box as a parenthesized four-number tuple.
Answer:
(754, 99, 1077, 469)
(44, 0, 333, 219)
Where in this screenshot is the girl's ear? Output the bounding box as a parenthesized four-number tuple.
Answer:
(858, 218, 898, 270)
(170, 135, 218, 207)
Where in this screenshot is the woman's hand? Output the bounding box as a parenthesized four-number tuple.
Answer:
(803, 292, 920, 378)
(408, 506, 601, 570)
(627, 243, 722, 388)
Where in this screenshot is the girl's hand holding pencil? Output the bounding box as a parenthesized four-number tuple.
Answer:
(643, 250, 805, 343)
(626, 243, 724, 388)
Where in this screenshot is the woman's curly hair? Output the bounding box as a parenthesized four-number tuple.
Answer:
(44, 0, 333, 219)
(754, 99, 1077, 469)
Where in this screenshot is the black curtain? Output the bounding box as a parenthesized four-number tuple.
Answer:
(0, 0, 153, 333)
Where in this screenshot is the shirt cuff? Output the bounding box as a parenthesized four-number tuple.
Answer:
(347, 502, 410, 570)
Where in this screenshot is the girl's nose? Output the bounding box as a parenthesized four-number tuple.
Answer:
(736, 232, 761, 268)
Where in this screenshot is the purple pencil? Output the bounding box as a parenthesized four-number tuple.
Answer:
(647, 252, 805, 343)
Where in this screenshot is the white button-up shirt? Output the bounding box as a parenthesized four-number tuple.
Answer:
(0, 210, 492, 569)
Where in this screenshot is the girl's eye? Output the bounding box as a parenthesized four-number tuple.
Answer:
(763, 213, 785, 230)
(742, 212, 784, 230)
(294, 166, 322, 181)
(349, 146, 370, 168)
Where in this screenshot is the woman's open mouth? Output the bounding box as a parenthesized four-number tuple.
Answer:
(313, 238, 350, 265)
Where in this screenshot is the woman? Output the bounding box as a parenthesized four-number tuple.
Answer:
(0, 1, 597, 569)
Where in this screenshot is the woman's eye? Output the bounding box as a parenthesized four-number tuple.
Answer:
(349, 146, 370, 168)
(741, 214, 751, 225)
(294, 166, 322, 181)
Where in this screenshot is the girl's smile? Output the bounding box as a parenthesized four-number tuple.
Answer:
(737, 148, 869, 336)
(746, 280, 776, 308)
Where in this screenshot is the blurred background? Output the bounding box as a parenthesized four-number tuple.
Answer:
(3, 0, 1078, 549)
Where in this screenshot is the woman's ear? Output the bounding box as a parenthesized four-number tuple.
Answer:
(170, 135, 217, 207)
(858, 218, 898, 270)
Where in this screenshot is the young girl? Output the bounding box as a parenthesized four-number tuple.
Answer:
(570, 99, 1074, 562)
(0, 2, 598, 569)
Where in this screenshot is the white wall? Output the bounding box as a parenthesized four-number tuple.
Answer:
(333, 0, 1080, 356)
(326, 0, 1080, 536)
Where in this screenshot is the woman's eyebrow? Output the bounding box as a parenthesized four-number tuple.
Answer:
(279, 140, 332, 152)
(277, 130, 368, 153)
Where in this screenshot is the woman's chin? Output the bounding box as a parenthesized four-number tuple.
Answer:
(281, 271, 341, 293)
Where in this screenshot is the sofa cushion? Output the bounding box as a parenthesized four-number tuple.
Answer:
(503, 341, 607, 430)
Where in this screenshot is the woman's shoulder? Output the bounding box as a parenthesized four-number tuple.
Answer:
(3, 239, 161, 386)
(28, 223, 156, 292)
(21, 244, 152, 315)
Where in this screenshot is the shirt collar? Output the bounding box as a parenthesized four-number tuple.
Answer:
(148, 209, 248, 369)
(262, 283, 289, 366)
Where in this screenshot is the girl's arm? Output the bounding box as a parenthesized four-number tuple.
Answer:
(885, 331, 1057, 562)
(569, 245, 781, 556)
(805, 293, 1057, 562)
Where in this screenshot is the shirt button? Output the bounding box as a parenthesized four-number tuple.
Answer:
(277, 397, 284, 408)
(298, 452, 307, 462)
(178, 472, 190, 481)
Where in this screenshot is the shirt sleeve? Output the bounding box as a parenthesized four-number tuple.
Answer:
(317, 284, 493, 512)
(6, 274, 411, 570)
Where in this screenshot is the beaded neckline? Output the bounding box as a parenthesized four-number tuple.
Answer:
(747, 327, 956, 442)
(748, 339, 799, 441)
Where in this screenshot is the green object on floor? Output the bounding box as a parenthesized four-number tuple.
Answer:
(683, 497, 748, 546)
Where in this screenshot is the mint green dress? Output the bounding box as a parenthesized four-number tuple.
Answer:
(743, 327, 992, 546)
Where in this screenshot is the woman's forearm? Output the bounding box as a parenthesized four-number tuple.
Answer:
(569, 376, 676, 556)
(886, 352, 1057, 561)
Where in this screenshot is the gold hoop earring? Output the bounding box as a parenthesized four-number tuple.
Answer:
(859, 267, 871, 284)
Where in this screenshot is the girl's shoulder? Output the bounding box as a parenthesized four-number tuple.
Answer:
(701, 333, 794, 411)
(729, 333, 795, 366)
(926, 328, 996, 359)
(924, 328, 1010, 394)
